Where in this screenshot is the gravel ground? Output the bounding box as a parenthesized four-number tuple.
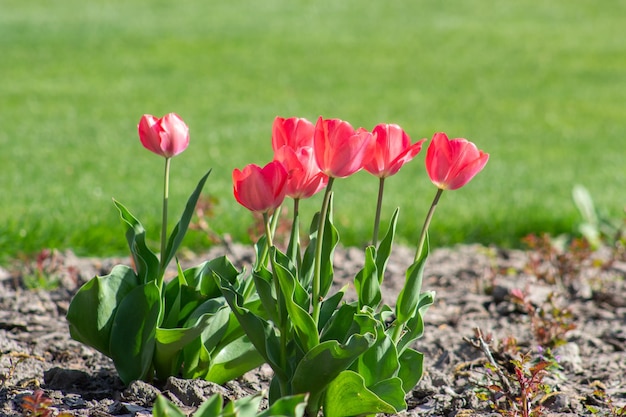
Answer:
(1, 241, 625, 416)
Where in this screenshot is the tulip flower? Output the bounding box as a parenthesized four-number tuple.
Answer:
(233, 161, 288, 214)
(415, 132, 489, 262)
(313, 117, 374, 178)
(271, 116, 315, 151)
(138, 113, 189, 158)
(364, 124, 426, 178)
(274, 145, 329, 200)
(425, 132, 489, 190)
(364, 123, 426, 245)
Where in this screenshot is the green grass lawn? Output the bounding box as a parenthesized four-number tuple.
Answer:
(1, 0, 625, 259)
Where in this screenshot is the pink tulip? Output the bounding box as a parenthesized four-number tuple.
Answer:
(364, 124, 426, 178)
(425, 132, 489, 190)
(233, 161, 288, 213)
(274, 145, 329, 199)
(271, 116, 315, 151)
(313, 117, 374, 178)
(138, 113, 189, 158)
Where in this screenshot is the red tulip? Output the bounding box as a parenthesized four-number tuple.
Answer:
(274, 145, 329, 199)
(313, 117, 374, 178)
(425, 132, 489, 190)
(364, 124, 426, 178)
(138, 113, 189, 158)
(233, 161, 288, 213)
(271, 116, 315, 151)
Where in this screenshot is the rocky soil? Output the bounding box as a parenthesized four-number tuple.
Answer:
(1, 241, 625, 416)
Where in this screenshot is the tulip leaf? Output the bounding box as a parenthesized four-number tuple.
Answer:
(67, 265, 140, 357)
(398, 290, 435, 352)
(323, 370, 400, 417)
(153, 395, 187, 417)
(291, 332, 375, 413)
(397, 347, 424, 392)
(376, 207, 399, 283)
(395, 238, 429, 325)
(354, 245, 381, 309)
(319, 195, 339, 298)
(318, 286, 346, 331)
(162, 169, 211, 273)
(113, 200, 159, 284)
(257, 394, 309, 417)
(271, 249, 319, 352)
(320, 302, 357, 343)
(109, 280, 161, 384)
(206, 335, 264, 384)
(217, 276, 287, 383)
(357, 321, 398, 386)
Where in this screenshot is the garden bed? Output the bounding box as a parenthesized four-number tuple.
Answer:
(1, 241, 625, 416)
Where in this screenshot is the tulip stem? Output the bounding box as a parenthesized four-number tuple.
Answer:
(159, 157, 172, 284)
(263, 212, 274, 248)
(312, 177, 335, 325)
(371, 177, 386, 246)
(415, 188, 443, 263)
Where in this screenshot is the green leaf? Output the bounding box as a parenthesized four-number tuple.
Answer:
(161, 170, 211, 273)
(228, 392, 264, 417)
(291, 332, 375, 414)
(206, 335, 264, 384)
(109, 280, 161, 384)
(375, 207, 399, 283)
(192, 393, 224, 417)
(257, 394, 309, 417)
(354, 246, 381, 309)
(397, 291, 435, 352)
(252, 267, 279, 325)
(153, 395, 186, 417)
(218, 277, 287, 383)
(113, 200, 160, 284)
(318, 286, 346, 331)
(357, 322, 398, 386)
(67, 265, 140, 357)
(397, 348, 424, 391)
(320, 303, 357, 343)
(323, 371, 399, 417)
(153, 312, 216, 379)
(395, 239, 429, 325)
(319, 195, 339, 298)
(271, 249, 318, 352)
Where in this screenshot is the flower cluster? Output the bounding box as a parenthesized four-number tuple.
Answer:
(68, 112, 488, 417)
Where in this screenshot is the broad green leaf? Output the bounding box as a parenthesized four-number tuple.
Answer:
(161, 170, 211, 273)
(153, 312, 215, 379)
(397, 291, 435, 352)
(252, 267, 279, 325)
(67, 265, 139, 357)
(206, 335, 264, 384)
(257, 394, 309, 417)
(318, 286, 346, 331)
(357, 322, 398, 386)
(354, 246, 381, 309)
(395, 239, 429, 325)
(200, 256, 242, 297)
(218, 277, 288, 383)
(368, 377, 407, 411)
(397, 348, 424, 391)
(271, 249, 319, 352)
(192, 393, 224, 417)
(113, 200, 159, 284)
(109, 281, 161, 384)
(182, 337, 212, 380)
(273, 248, 308, 310)
(153, 395, 186, 417)
(286, 211, 302, 270)
(320, 302, 357, 343)
(376, 208, 399, 283)
(291, 332, 375, 413)
(324, 370, 398, 417)
(161, 261, 186, 329)
(229, 392, 264, 417)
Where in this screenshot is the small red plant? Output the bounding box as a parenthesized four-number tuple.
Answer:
(510, 288, 576, 349)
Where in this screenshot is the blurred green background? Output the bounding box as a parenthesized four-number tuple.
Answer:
(1, 0, 624, 259)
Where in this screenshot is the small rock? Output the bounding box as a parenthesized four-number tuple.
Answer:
(122, 380, 161, 406)
(553, 342, 584, 374)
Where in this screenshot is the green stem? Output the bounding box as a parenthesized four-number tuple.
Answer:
(159, 157, 171, 285)
(312, 177, 335, 325)
(371, 177, 385, 246)
(415, 188, 444, 263)
(288, 198, 301, 265)
(263, 212, 274, 251)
